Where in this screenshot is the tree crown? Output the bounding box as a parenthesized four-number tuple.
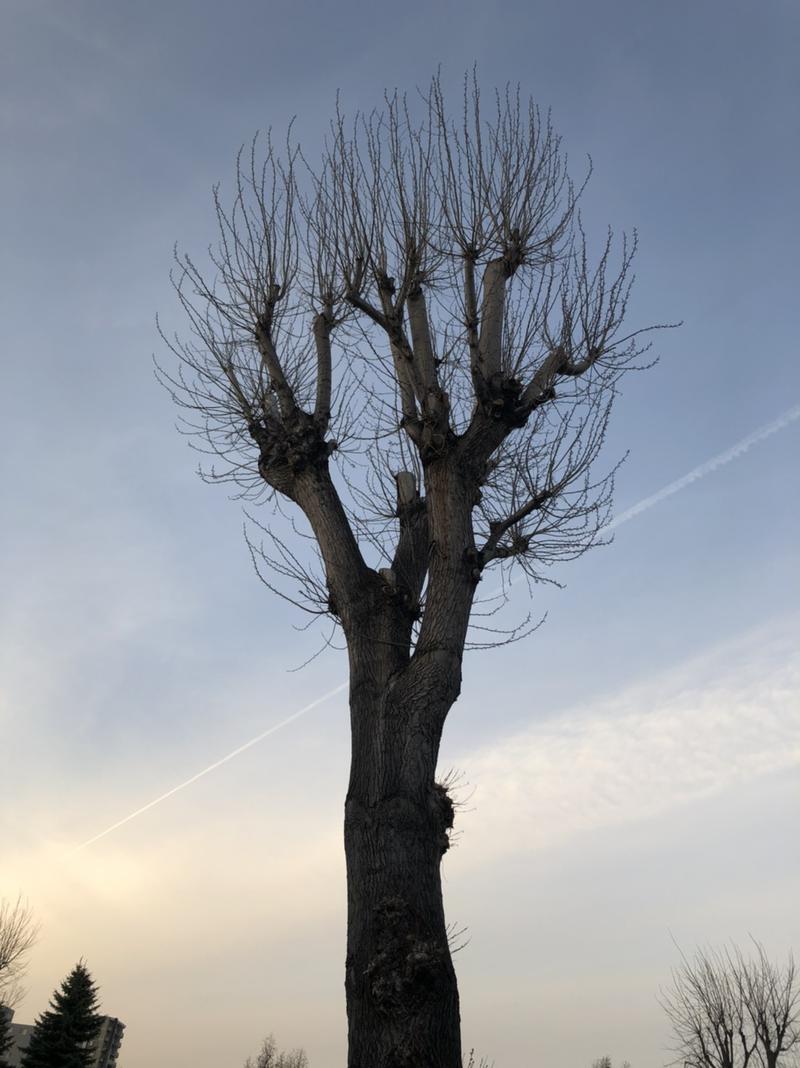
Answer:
(161, 73, 664, 648)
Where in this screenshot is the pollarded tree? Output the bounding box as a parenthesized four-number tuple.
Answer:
(161, 74, 659, 1068)
(21, 962, 102, 1068)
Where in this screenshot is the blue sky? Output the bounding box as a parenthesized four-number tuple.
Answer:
(1, 2, 798, 1066)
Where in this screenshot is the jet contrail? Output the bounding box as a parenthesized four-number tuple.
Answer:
(604, 403, 800, 532)
(74, 681, 348, 851)
(76, 403, 800, 850)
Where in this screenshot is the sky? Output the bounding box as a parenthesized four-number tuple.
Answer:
(1, 1, 798, 1066)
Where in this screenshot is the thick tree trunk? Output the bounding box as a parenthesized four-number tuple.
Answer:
(343, 669, 462, 1068)
(301, 453, 477, 1067)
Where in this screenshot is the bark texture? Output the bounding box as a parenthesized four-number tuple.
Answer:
(344, 675, 461, 1067)
(340, 455, 475, 1068)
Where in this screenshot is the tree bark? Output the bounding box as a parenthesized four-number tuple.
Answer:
(293, 452, 476, 1066)
(343, 643, 462, 1068)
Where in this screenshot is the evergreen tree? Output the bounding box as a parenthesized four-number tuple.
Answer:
(0, 1004, 14, 1068)
(21, 962, 102, 1068)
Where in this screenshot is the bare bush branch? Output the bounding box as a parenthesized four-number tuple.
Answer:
(0, 897, 39, 1010)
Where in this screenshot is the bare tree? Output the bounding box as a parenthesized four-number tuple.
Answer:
(739, 943, 800, 1068)
(0, 897, 38, 1010)
(161, 73, 660, 1067)
(661, 944, 799, 1068)
(662, 946, 759, 1068)
(244, 1033, 308, 1068)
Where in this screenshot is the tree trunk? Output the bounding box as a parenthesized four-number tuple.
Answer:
(343, 666, 462, 1068)
(333, 454, 476, 1067)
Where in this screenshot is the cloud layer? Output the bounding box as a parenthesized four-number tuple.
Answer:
(453, 617, 800, 862)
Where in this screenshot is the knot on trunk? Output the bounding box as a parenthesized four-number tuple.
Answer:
(249, 409, 334, 489)
(480, 373, 528, 427)
(464, 546, 484, 584)
(378, 568, 422, 621)
(503, 230, 524, 275)
(430, 781, 455, 855)
(365, 896, 448, 1027)
(418, 389, 454, 461)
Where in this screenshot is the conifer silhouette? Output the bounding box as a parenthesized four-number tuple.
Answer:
(0, 1004, 13, 1068)
(21, 962, 101, 1068)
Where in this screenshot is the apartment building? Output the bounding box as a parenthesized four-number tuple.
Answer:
(92, 1015, 126, 1068)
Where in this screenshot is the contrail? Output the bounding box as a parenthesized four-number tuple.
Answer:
(76, 403, 800, 850)
(74, 681, 348, 851)
(604, 403, 800, 532)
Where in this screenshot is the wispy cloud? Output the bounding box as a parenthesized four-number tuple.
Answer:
(452, 617, 800, 863)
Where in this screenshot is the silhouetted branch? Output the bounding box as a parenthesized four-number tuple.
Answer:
(161, 72, 664, 650)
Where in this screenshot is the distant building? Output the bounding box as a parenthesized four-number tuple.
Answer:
(2, 1008, 125, 1068)
(92, 1015, 126, 1068)
(2, 1014, 34, 1068)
